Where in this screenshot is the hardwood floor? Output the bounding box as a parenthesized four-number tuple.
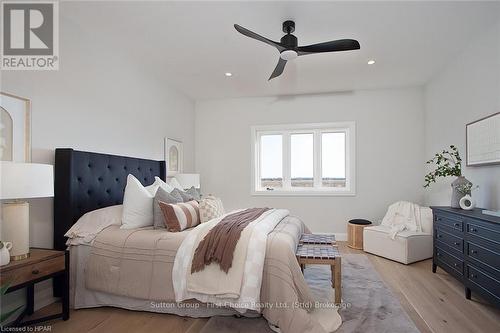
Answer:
(28, 242, 499, 333)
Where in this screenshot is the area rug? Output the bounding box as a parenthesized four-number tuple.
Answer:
(200, 254, 419, 333)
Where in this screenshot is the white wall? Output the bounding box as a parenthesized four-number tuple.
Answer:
(424, 21, 500, 210)
(0, 13, 195, 311)
(195, 87, 425, 234)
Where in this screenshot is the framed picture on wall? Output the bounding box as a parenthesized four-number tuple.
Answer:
(0, 92, 31, 162)
(165, 138, 183, 175)
(466, 112, 500, 166)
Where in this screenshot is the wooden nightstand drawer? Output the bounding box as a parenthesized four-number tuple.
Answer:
(0, 248, 69, 327)
(1, 255, 65, 288)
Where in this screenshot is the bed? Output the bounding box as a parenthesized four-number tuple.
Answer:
(53, 148, 341, 333)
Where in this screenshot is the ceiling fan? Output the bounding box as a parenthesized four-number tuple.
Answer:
(234, 20, 360, 80)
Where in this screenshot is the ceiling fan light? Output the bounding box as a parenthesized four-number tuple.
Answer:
(280, 50, 298, 61)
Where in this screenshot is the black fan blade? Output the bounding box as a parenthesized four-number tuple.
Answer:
(234, 24, 285, 52)
(269, 58, 287, 80)
(297, 39, 360, 55)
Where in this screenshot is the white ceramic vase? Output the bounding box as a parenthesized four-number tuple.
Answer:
(0, 241, 12, 266)
(451, 176, 471, 208)
(459, 194, 476, 210)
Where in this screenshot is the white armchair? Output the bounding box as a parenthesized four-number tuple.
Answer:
(363, 206, 433, 264)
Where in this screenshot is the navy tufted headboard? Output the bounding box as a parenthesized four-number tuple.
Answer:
(53, 148, 166, 250)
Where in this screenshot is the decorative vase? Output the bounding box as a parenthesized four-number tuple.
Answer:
(451, 176, 471, 209)
(0, 241, 12, 266)
(459, 195, 476, 210)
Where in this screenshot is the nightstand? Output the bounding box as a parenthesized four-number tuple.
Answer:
(0, 248, 69, 326)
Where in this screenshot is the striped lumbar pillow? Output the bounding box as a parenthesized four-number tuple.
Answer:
(158, 200, 200, 232)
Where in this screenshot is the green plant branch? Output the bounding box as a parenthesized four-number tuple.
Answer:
(424, 145, 462, 188)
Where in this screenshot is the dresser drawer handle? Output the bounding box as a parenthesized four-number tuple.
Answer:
(32, 269, 40, 275)
(470, 228, 477, 232)
(436, 217, 442, 221)
(454, 242, 460, 246)
(470, 250, 477, 254)
(454, 223, 460, 227)
(470, 273, 476, 278)
(454, 263, 459, 267)
(437, 252, 441, 257)
(437, 234, 443, 238)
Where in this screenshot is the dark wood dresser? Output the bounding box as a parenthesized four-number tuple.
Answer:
(431, 207, 500, 307)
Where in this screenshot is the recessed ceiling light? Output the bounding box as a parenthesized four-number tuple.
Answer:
(225, 72, 233, 77)
(367, 60, 376, 65)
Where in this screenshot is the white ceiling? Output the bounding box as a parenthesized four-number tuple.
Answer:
(63, 1, 500, 100)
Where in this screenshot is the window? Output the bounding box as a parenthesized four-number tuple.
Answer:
(321, 132, 346, 188)
(260, 134, 283, 189)
(252, 122, 355, 196)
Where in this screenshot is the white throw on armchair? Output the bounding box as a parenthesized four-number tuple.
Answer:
(363, 201, 434, 264)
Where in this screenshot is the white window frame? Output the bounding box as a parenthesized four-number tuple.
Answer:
(251, 122, 356, 196)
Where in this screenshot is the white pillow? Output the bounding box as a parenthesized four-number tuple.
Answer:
(152, 176, 175, 193)
(121, 174, 155, 229)
(167, 177, 184, 190)
(144, 178, 161, 195)
(65, 205, 122, 245)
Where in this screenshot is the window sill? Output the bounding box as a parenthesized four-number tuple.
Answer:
(251, 190, 356, 197)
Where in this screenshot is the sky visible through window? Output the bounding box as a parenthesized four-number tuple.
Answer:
(260, 135, 282, 178)
(291, 133, 313, 178)
(260, 133, 345, 179)
(322, 132, 345, 179)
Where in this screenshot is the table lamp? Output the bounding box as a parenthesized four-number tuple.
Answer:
(173, 173, 200, 189)
(1, 162, 54, 260)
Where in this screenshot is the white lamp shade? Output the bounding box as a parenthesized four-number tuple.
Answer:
(174, 173, 200, 189)
(1, 162, 54, 199)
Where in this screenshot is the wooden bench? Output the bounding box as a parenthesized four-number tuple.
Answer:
(299, 233, 336, 245)
(296, 238, 342, 304)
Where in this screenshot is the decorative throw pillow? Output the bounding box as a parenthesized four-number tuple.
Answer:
(171, 188, 194, 202)
(158, 200, 200, 232)
(185, 186, 201, 201)
(199, 195, 225, 223)
(153, 176, 175, 193)
(167, 177, 184, 190)
(153, 187, 183, 228)
(121, 175, 155, 229)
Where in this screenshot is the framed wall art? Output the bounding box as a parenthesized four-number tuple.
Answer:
(0, 92, 31, 162)
(466, 112, 500, 166)
(165, 138, 183, 175)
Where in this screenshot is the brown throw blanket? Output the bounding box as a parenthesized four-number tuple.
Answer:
(191, 207, 270, 273)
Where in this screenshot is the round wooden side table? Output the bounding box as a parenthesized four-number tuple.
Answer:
(347, 219, 372, 249)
